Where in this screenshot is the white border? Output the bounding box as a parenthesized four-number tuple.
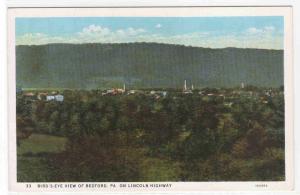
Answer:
(0, 1, 8, 195)
(5, 0, 295, 7)
(5, 6, 294, 193)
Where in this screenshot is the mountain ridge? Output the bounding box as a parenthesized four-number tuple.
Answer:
(16, 42, 284, 89)
(16, 42, 283, 51)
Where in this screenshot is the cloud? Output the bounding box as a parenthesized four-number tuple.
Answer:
(16, 33, 69, 45)
(246, 27, 263, 34)
(114, 27, 146, 37)
(246, 26, 275, 35)
(155, 24, 162, 28)
(264, 26, 275, 32)
(81, 24, 111, 35)
(75, 25, 147, 43)
(16, 25, 283, 49)
(125, 27, 146, 36)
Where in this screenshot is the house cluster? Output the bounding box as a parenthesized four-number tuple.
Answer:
(263, 89, 283, 97)
(45, 94, 64, 102)
(150, 90, 167, 99)
(18, 81, 282, 105)
(101, 81, 250, 100)
(101, 84, 126, 96)
(101, 83, 168, 99)
(22, 90, 64, 102)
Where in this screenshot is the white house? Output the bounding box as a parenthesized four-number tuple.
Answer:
(150, 90, 167, 97)
(46, 94, 64, 102)
(55, 94, 64, 102)
(46, 95, 55, 101)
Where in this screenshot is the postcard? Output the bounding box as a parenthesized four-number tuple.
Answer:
(7, 7, 293, 192)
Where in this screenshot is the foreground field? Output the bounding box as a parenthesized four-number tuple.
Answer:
(17, 134, 67, 182)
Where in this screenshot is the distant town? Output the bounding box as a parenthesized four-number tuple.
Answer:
(17, 80, 284, 107)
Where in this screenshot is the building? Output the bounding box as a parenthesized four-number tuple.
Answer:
(46, 94, 64, 102)
(183, 80, 193, 94)
(102, 83, 126, 96)
(115, 83, 126, 93)
(46, 95, 55, 101)
(198, 91, 204, 95)
(37, 92, 48, 100)
(127, 90, 136, 95)
(150, 90, 167, 98)
(51, 91, 59, 95)
(23, 92, 35, 97)
(55, 94, 64, 102)
(241, 82, 245, 89)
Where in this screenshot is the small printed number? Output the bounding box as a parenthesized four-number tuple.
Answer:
(26, 184, 31, 188)
(255, 184, 268, 188)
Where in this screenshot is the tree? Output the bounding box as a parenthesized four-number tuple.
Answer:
(16, 116, 34, 146)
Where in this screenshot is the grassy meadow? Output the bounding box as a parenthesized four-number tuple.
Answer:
(17, 134, 67, 182)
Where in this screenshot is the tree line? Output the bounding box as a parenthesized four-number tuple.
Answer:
(17, 89, 285, 181)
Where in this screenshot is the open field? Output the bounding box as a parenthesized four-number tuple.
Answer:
(18, 133, 67, 155)
(17, 134, 67, 182)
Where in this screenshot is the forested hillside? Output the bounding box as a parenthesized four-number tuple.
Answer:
(16, 43, 283, 89)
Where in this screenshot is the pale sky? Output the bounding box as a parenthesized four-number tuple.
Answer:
(16, 16, 284, 49)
